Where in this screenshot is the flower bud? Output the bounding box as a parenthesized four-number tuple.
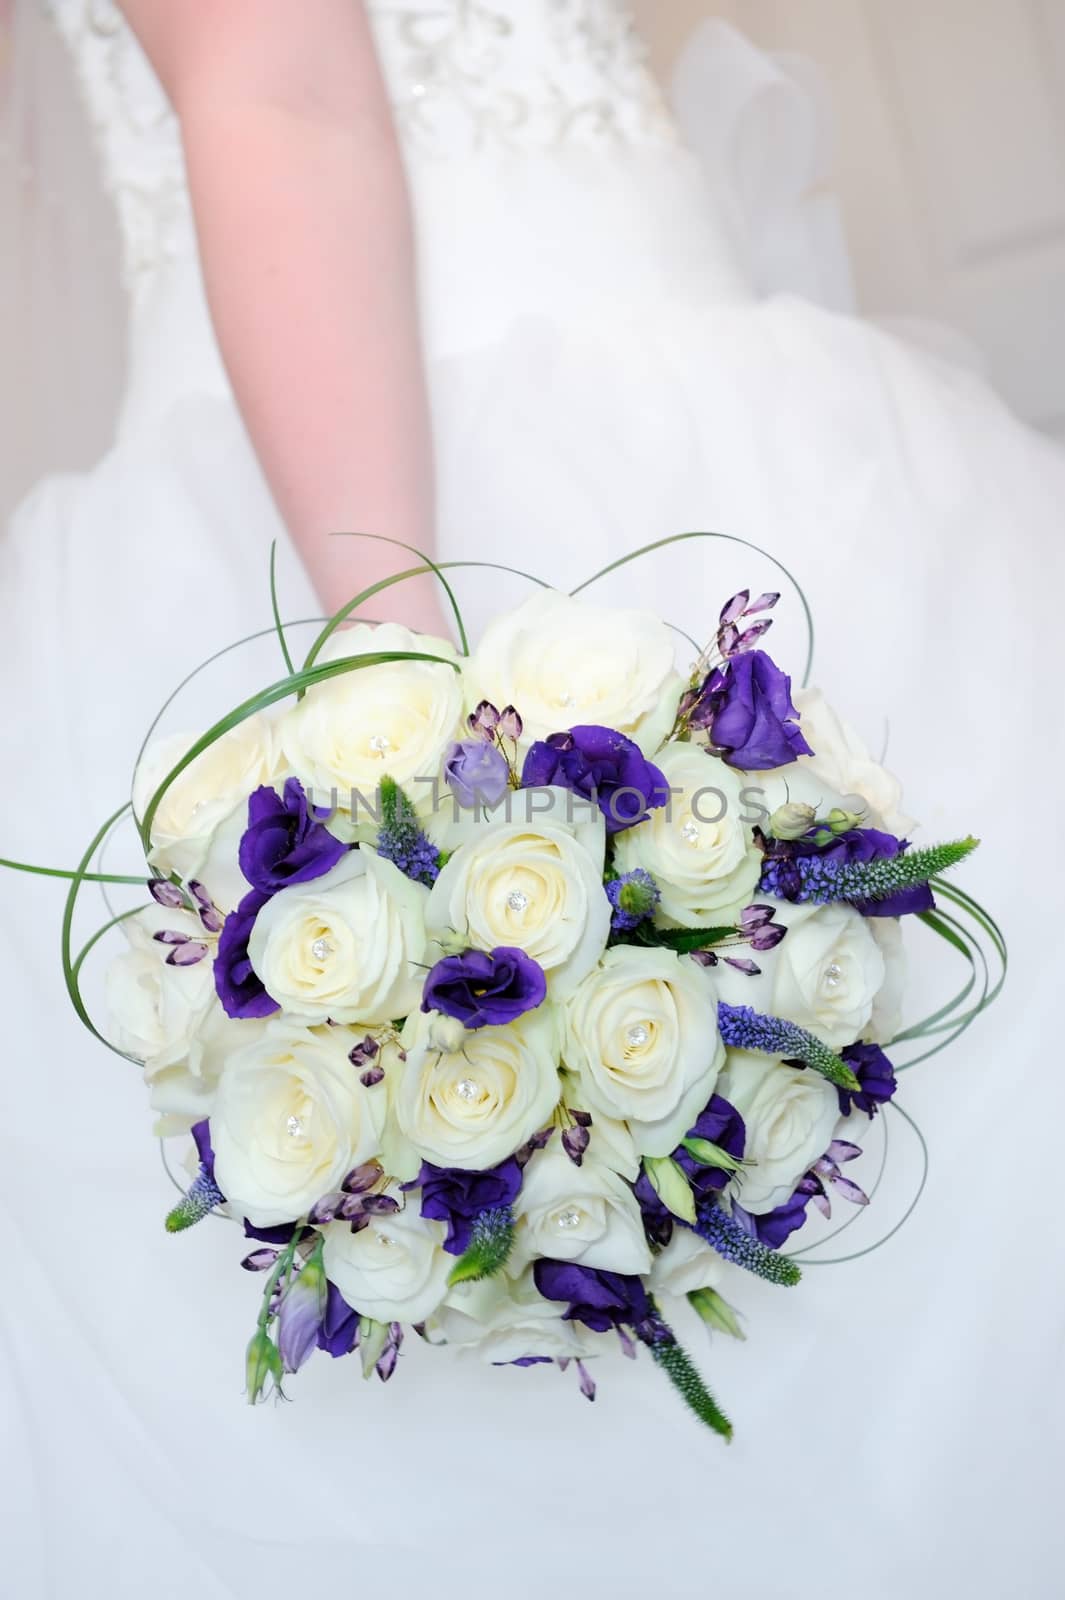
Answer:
(246, 1328, 284, 1404)
(277, 1243, 328, 1374)
(426, 1012, 468, 1053)
(767, 801, 816, 840)
(358, 1317, 389, 1380)
(825, 807, 866, 835)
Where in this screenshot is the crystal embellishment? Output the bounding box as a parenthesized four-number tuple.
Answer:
(286, 1115, 305, 1139)
(368, 735, 392, 756)
(680, 820, 700, 843)
(506, 890, 529, 913)
(455, 1078, 480, 1102)
(823, 961, 843, 988)
(626, 1023, 650, 1048)
(311, 937, 333, 962)
(556, 1209, 583, 1230)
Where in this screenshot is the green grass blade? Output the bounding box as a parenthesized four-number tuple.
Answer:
(268, 541, 295, 677)
(328, 531, 471, 657)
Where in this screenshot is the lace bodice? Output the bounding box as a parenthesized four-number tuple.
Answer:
(47, 0, 678, 288)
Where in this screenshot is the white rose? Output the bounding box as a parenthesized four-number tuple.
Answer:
(868, 916, 906, 1044)
(563, 946, 724, 1156)
(719, 1047, 840, 1214)
(425, 801, 610, 997)
(713, 900, 887, 1050)
(793, 687, 916, 835)
(106, 905, 262, 1133)
(465, 589, 683, 756)
(132, 716, 276, 884)
(211, 1020, 386, 1226)
(395, 1005, 562, 1171)
(613, 743, 762, 927)
(279, 622, 463, 826)
(247, 850, 428, 1025)
(322, 1197, 450, 1323)
(435, 1270, 597, 1364)
(512, 1146, 651, 1275)
(649, 1230, 729, 1299)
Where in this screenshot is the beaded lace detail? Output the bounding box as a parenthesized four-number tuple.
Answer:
(47, 0, 678, 282)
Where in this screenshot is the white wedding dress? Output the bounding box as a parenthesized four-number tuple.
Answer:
(2, 4, 1064, 1597)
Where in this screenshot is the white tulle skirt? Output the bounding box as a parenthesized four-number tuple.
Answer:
(3, 44, 1065, 1600)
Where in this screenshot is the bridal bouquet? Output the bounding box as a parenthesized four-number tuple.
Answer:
(69, 554, 988, 1438)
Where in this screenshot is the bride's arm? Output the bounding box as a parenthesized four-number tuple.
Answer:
(119, 0, 443, 631)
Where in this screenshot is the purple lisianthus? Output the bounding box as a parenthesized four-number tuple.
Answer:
(417, 1158, 523, 1255)
(733, 1190, 812, 1250)
(316, 1281, 360, 1359)
(798, 828, 933, 917)
(520, 725, 668, 834)
(238, 779, 348, 894)
(213, 888, 279, 1020)
(443, 740, 511, 809)
(634, 1094, 746, 1244)
(421, 946, 546, 1029)
(533, 1260, 652, 1335)
(704, 650, 813, 770)
(838, 1041, 898, 1117)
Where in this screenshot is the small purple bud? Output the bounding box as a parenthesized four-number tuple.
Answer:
(826, 1140, 863, 1164)
(723, 957, 761, 976)
(831, 1176, 870, 1207)
(718, 622, 740, 656)
(690, 949, 718, 968)
(277, 1245, 327, 1374)
(576, 1359, 597, 1402)
(739, 903, 775, 929)
(569, 1109, 593, 1129)
(360, 1065, 385, 1088)
(514, 1127, 555, 1167)
(749, 924, 787, 952)
(375, 1323, 404, 1383)
(497, 705, 523, 741)
(309, 1193, 345, 1225)
(241, 1248, 280, 1272)
(148, 878, 187, 909)
(810, 1189, 832, 1220)
(562, 1124, 590, 1166)
(676, 688, 701, 721)
(468, 700, 500, 738)
(745, 591, 780, 614)
(348, 1035, 380, 1068)
(719, 589, 750, 627)
(188, 881, 225, 934)
(616, 1326, 637, 1361)
(732, 618, 774, 652)
(359, 1194, 401, 1216)
(341, 1161, 384, 1194)
(338, 1194, 368, 1221)
(153, 929, 190, 945)
(166, 941, 210, 967)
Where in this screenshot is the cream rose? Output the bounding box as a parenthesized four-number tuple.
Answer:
(719, 1047, 841, 1214)
(563, 945, 724, 1156)
(322, 1198, 450, 1324)
(649, 1230, 730, 1300)
(713, 900, 887, 1050)
(435, 1271, 596, 1364)
(279, 622, 463, 827)
(212, 1020, 386, 1227)
(465, 589, 683, 755)
(425, 801, 610, 997)
(613, 743, 762, 927)
(133, 715, 277, 885)
(247, 850, 428, 1025)
(395, 1006, 562, 1171)
(512, 1145, 651, 1274)
(793, 687, 916, 835)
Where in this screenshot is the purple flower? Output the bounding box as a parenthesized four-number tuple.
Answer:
(213, 889, 279, 1020)
(316, 1280, 360, 1359)
(238, 779, 347, 895)
(703, 651, 813, 770)
(533, 1260, 652, 1334)
(733, 1191, 812, 1250)
(634, 1094, 746, 1244)
(605, 869, 660, 933)
(417, 1159, 523, 1255)
(838, 1041, 898, 1117)
(520, 725, 669, 834)
(443, 740, 511, 809)
(277, 1243, 328, 1373)
(421, 945, 546, 1029)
